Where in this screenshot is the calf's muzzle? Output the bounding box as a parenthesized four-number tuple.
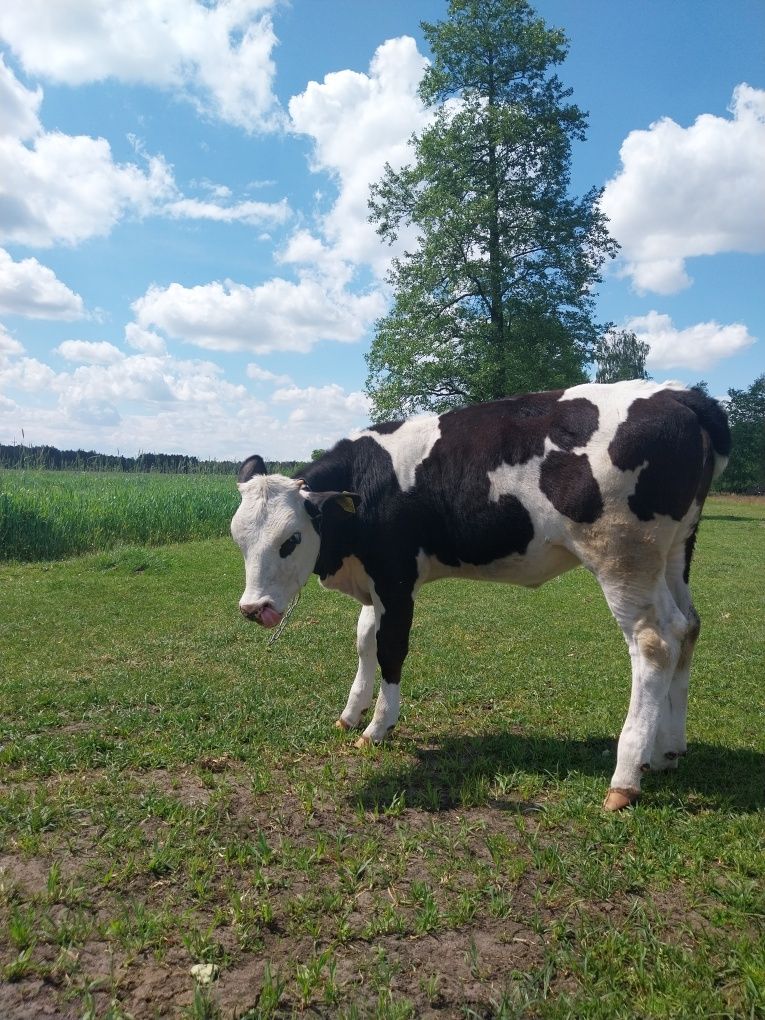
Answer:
(239, 601, 283, 628)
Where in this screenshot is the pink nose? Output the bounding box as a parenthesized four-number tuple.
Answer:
(239, 602, 283, 628)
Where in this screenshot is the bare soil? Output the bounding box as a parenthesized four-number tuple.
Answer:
(0, 758, 704, 1019)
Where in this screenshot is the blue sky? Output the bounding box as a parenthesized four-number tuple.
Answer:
(0, 0, 763, 461)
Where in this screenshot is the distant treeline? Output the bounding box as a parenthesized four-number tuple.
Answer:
(0, 443, 300, 477)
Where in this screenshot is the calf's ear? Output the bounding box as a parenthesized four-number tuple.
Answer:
(302, 490, 361, 516)
(238, 455, 267, 483)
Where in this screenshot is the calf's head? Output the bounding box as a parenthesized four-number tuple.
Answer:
(231, 455, 359, 628)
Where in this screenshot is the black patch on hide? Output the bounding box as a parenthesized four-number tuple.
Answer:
(539, 451, 604, 524)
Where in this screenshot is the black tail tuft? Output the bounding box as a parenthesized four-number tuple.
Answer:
(683, 522, 699, 584)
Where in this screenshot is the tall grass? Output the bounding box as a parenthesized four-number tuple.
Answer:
(0, 469, 239, 562)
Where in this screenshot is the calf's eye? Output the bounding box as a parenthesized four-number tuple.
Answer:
(279, 531, 302, 558)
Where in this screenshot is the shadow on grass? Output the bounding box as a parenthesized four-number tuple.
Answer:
(355, 731, 765, 815)
(703, 514, 762, 523)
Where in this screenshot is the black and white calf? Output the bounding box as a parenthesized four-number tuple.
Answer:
(231, 380, 730, 810)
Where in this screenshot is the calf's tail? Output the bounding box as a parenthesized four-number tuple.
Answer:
(669, 388, 732, 479)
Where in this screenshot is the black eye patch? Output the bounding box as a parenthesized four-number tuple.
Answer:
(279, 531, 302, 558)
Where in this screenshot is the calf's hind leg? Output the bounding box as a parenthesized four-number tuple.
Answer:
(599, 577, 690, 810)
(336, 604, 377, 730)
(651, 540, 700, 769)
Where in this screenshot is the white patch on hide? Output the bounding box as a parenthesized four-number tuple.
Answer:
(320, 555, 373, 604)
(358, 416, 441, 491)
(487, 453, 544, 504)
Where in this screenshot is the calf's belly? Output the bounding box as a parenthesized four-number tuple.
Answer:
(419, 542, 580, 589)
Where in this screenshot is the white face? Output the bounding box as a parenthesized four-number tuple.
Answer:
(230, 475, 320, 628)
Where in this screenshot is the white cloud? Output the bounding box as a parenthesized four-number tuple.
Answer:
(277, 229, 352, 285)
(59, 398, 122, 428)
(602, 84, 765, 294)
(0, 352, 57, 390)
(0, 345, 370, 460)
(273, 382, 369, 412)
(0, 346, 256, 434)
(270, 383, 372, 447)
(124, 322, 166, 355)
(247, 362, 292, 385)
(64, 359, 178, 405)
(0, 0, 282, 133)
(0, 248, 85, 318)
(288, 36, 430, 276)
(0, 129, 177, 248)
(200, 181, 233, 200)
(0, 348, 232, 406)
(626, 311, 756, 370)
(0, 322, 24, 355)
(55, 340, 124, 365)
(132, 276, 386, 354)
(163, 196, 290, 226)
(0, 52, 41, 140)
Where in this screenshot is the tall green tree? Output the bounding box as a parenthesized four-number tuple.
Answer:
(366, 0, 617, 419)
(593, 329, 651, 383)
(721, 374, 765, 494)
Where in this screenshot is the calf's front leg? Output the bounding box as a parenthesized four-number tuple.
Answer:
(356, 594, 413, 747)
(336, 604, 377, 730)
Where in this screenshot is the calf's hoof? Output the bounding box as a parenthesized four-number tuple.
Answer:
(335, 718, 351, 731)
(603, 787, 640, 812)
(355, 725, 395, 749)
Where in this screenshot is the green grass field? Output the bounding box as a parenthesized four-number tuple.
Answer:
(0, 470, 238, 562)
(0, 495, 763, 1018)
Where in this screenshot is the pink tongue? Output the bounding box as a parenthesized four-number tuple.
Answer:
(259, 606, 283, 629)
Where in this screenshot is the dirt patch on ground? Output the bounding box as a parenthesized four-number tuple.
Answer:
(0, 854, 51, 897)
(0, 763, 553, 1017)
(138, 767, 215, 806)
(0, 945, 196, 1020)
(0, 754, 742, 1019)
(381, 921, 547, 1008)
(0, 977, 70, 1020)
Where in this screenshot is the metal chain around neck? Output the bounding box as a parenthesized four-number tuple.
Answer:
(266, 590, 302, 648)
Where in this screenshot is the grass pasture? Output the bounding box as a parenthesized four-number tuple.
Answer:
(0, 495, 763, 1018)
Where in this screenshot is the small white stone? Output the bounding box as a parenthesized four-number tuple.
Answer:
(190, 963, 219, 985)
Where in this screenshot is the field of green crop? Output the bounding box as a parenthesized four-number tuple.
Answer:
(0, 470, 238, 562)
(0, 494, 763, 1018)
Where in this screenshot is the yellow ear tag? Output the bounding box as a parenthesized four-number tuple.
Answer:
(338, 494, 357, 514)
